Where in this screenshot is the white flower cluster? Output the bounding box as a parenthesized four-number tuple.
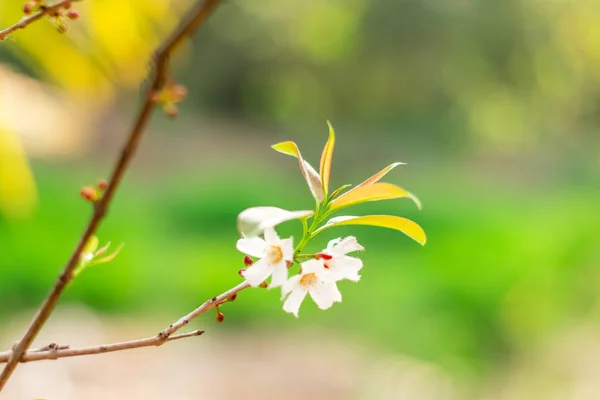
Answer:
(237, 228, 364, 317)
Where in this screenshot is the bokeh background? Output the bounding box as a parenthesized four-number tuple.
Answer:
(1, 0, 599, 398)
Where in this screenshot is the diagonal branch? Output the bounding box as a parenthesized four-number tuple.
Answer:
(0, 330, 204, 363)
(0, 280, 250, 365)
(0, 0, 225, 391)
(0, 0, 76, 41)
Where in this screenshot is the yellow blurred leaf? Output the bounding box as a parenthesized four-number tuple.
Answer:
(319, 121, 336, 196)
(272, 141, 324, 202)
(329, 182, 420, 211)
(0, 127, 37, 219)
(352, 162, 405, 190)
(315, 215, 426, 245)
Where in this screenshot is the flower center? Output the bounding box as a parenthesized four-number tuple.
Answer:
(299, 272, 318, 288)
(266, 245, 284, 264)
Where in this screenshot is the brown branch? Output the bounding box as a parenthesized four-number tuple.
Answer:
(0, 0, 225, 391)
(0, 0, 76, 41)
(0, 279, 250, 365)
(0, 330, 204, 363)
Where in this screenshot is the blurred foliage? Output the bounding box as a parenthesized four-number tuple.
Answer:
(1, 0, 600, 391)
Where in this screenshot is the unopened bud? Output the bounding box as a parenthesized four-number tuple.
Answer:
(259, 281, 268, 289)
(97, 180, 108, 191)
(243, 256, 253, 266)
(57, 22, 68, 34)
(23, 2, 35, 14)
(172, 85, 188, 100)
(66, 10, 79, 20)
(229, 293, 237, 302)
(163, 104, 179, 118)
(80, 187, 97, 202)
(215, 308, 224, 323)
(63, 1, 72, 9)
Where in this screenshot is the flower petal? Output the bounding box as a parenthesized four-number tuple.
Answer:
(283, 288, 308, 317)
(269, 262, 289, 288)
(263, 227, 280, 244)
(309, 281, 341, 310)
(282, 274, 301, 296)
(279, 237, 295, 261)
(301, 259, 326, 274)
(330, 236, 364, 255)
(236, 236, 267, 258)
(241, 259, 271, 287)
(237, 206, 313, 237)
(334, 256, 362, 282)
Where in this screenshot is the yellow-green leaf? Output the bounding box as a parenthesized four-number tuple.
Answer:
(350, 162, 405, 191)
(315, 215, 426, 245)
(329, 182, 421, 211)
(319, 121, 336, 196)
(272, 141, 324, 202)
(329, 184, 352, 200)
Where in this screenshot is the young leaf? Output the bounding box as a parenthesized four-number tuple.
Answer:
(314, 215, 426, 245)
(345, 162, 405, 195)
(329, 182, 421, 211)
(329, 184, 352, 200)
(319, 121, 336, 196)
(238, 206, 314, 237)
(89, 243, 124, 266)
(272, 141, 324, 202)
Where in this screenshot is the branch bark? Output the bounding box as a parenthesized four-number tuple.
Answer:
(0, 0, 225, 391)
(0, 280, 250, 365)
(0, 0, 76, 41)
(0, 330, 204, 363)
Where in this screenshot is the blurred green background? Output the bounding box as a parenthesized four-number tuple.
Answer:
(1, 0, 599, 398)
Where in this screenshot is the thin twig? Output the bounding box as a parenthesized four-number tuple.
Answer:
(0, 279, 249, 365)
(0, 330, 204, 363)
(0, 0, 75, 41)
(158, 281, 251, 340)
(0, 0, 225, 390)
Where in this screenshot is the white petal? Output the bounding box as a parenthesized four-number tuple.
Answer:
(236, 237, 267, 258)
(331, 236, 364, 255)
(282, 275, 301, 296)
(241, 259, 271, 287)
(264, 227, 280, 244)
(279, 237, 295, 261)
(326, 237, 342, 251)
(237, 206, 313, 237)
(300, 259, 326, 274)
(309, 281, 340, 310)
(269, 262, 288, 288)
(283, 288, 308, 317)
(335, 255, 363, 281)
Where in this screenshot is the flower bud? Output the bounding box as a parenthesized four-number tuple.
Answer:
(243, 256, 253, 266)
(97, 180, 108, 191)
(215, 308, 224, 323)
(66, 10, 79, 20)
(163, 103, 179, 118)
(23, 2, 35, 14)
(259, 281, 268, 289)
(228, 293, 237, 302)
(80, 187, 97, 202)
(57, 22, 68, 34)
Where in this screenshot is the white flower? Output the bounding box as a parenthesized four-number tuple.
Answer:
(320, 236, 365, 282)
(281, 259, 342, 317)
(236, 227, 294, 288)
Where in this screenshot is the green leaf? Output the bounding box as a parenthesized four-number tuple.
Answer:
(329, 182, 421, 211)
(319, 121, 336, 196)
(329, 184, 352, 200)
(314, 215, 426, 245)
(272, 141, 324, 202)
(88, 243, 124, 266)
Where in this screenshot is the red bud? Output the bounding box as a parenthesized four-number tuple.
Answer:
(66, 10, 79, 20)
(23, 2, 34, 14)
(243, 256, 253, 266)
(229, 293, 237, 302)
(97, 180, 108, 191)
(215, 308, 224, 323)
(63, 0, 72, 9)
(80, 187, 97, 202)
